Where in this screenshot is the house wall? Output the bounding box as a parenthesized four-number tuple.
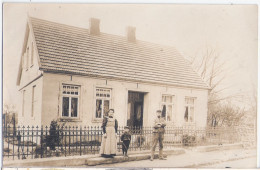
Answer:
(41, 73, 208, 128)
(18, 76, 43, 127)
(18, 26, 43, 128)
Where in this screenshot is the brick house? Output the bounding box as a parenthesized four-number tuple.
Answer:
(17, 17, 209, 128)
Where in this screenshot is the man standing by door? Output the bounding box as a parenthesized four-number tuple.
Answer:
(150, 110, 166, 161)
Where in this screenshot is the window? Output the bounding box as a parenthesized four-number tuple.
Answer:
(62, 84, 80, 118)
(184, 97, 195, 123)
(161, 95, 174, 121)
(31, 43, 34, 66)
(31, 85, 36, 117)
(22, 90, 25, 117)
(95, 88, 111, 118)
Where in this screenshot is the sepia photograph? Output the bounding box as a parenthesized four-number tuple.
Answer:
(2, 2, 258, 168)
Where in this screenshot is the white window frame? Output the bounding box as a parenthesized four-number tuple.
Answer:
(61, 84, 80, 119)
(31, 85, 36, 117)
(161, 94, 174, 122)
(184, 97, 196, 123)
(95, 87, 112, 119)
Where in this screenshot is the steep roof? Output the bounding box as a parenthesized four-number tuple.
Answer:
(29, 17, 209, 89)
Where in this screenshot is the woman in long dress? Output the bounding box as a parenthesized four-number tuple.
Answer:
(100, 109, 118, 157)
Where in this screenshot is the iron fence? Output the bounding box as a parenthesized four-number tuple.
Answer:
(3, 125, 243, 160)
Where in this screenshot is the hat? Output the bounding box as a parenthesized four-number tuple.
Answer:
(156, 110, 162, 113)
(124, 126, 129, 129)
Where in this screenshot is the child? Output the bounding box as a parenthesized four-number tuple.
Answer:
(120, 126, 131, 157)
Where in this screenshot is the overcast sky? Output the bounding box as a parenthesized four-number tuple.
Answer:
(3, 3, 258, 108)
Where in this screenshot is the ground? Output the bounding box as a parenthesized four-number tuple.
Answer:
(95, 148, 257, 168)
(201, 157, 257, 168)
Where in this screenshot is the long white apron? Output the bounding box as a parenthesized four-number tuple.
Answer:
(100, 118, 117, 155)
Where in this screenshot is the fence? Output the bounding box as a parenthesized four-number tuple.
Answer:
(3, 125, 243, 160)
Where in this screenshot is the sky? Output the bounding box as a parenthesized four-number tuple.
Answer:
(3, 3, 258, 109)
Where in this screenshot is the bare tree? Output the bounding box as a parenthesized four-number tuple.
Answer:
(187, 47, 245, 127)
(208, 102, 245, 127)
(189, 48, 230, 102)
(3, 103, 18, 126)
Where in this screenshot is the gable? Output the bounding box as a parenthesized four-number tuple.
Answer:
(17, 18, 42, 87)
(29, 17, 209, 89)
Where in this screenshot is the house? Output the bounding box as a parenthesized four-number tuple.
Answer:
(17, 17, 209, 128)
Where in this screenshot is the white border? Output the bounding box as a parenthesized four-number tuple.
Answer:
(0, 0, 259, 168)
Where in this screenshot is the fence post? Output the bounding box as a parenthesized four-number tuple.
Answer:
(65, 126, 67, 157)
(80, 126, 82, 156)
(12, 125, 15, 160)
(130, 126, 133, 151)
(76, 126, 78, 154)
(98, 126, 100, 153)
(134, 126, 137, 151)
(26, 126, 30, 157)
(2, 125, 4, 159)
(21, 126, 26, 159)
(166, 126, 169, 148)
(7, 125, 10, 158)
(36, 126, 39, 146)
(94, 126, 96, 154)
(40, 126, 43, 158)
(35, 126, 38, 158)
(61, 126, 64, 152)
(87, 126, 89, 154)
(69, 126, 71, 155)
(83, 126, 86, 154)
(31, 126, 34, 159)
(17, 126, 21, 159)
(90, 126, 93, 154)
(143, 126, 145, 150)
(45, 126, 48, 157)
(140, 126, 142, 151)
(57, 125, 60, 152)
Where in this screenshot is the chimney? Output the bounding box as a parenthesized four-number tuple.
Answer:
(89, 18, 100, 35)
(126, 26, 136, 42)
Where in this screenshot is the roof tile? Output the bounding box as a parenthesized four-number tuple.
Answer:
(30, 17, 209, 89)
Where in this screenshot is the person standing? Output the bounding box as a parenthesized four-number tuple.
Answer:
(150, 110, 166, 161)
(120, 126, 131, 157)
(100, 109, 118, 157)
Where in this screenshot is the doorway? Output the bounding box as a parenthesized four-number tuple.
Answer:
(127, 91, 144, 128)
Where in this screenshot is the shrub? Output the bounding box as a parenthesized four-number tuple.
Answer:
(46, 120, 62, 150)
(136, 135, 145, 147)
(182, 135, 196, 146)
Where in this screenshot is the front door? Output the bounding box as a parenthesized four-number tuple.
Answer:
(134, 102, 143, 127)
(127, 91, 144, 128)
